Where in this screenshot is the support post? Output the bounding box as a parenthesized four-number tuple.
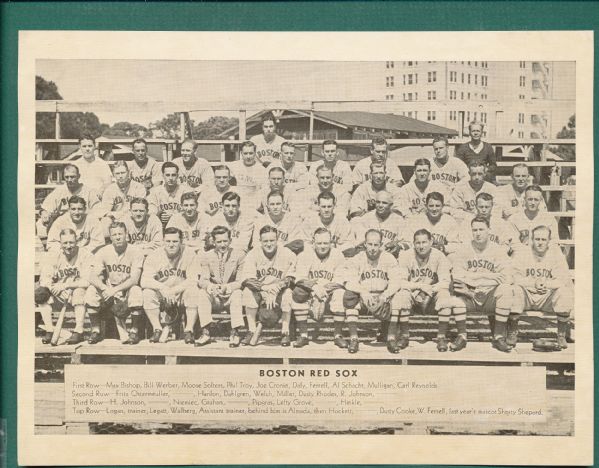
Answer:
(239, 110, 247, 141)
(179, 112, 186, 142)
(55, 111, 61, 139)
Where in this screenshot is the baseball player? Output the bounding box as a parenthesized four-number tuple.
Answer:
(351, 136, 405, 189)
(290, 228, 346, 347)
(308, 140, 353, 194)
(271, 141, 310, 190)
(290, 165, 350, 219)
(240, 226, 296, 347)
(301, 192, 355, 252)
(123, 198, 164, 257)
(349, 162, 402, 218)
(397, 158, 448, 218)
(449, 216, 514, 353)
(449, 160, 497, 222)
(40, 164, 100, 231)
(424, 136, 469, 191)
(407, 192, 460, 255)
(352, 191, 411, 258)
(129, 138, 163, 192)
(341, 229, 402, 354)
(205, 192, 255, 253)
(460, 192, 519, 255)
(195, 225, 246, 347)
(46, 196, 104, 254)
(395, 229, 458, 352)
(148, 161, 193, 227)
(166, 192, 207, 254)
(85, 222, 144, 345)
(250, 112, 287, 167)
(495, 163, 546, 219)
(140, 227, 200, 344)
(508, 185, 559, 245)
(255, 166, 297, 214)
(37, 228, 93, 345)
(455, 121, 497, 183)
(196, 165, 239, 216)
(253, 191, 303, 253)
(510, 225, 573, 349)
(174, 139, 214, 191)
(228, 141, 268, 210)
(99, 161, 147, 236)
(73, 134, 113, 195)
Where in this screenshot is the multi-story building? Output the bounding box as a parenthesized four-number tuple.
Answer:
(381, 60, 572, 140)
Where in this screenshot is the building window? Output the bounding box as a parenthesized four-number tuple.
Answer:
(450, 90, 456, 100)
(427, 71, 437, 83)
(461, 91, 464, 100)
(518, 131, 524, 138)
(386, 61, 394, 69)
(519, 94, 525, 100)
(427, 111, 436, 121)
(414, 111, 418, 119)
(520, 61, 526, 68)
(519, 76, 526, 87)
(414, 92, 418, 100)
(402, 93, 406, 101)
(481, 112, 487, 123)
(403, 75, 406, 85)
(467, 111, 470, 121)
(428, 91, 437, 100)
(461, 73, 464, 83)
(408, 74, 413, 85)
(475, 61, 478, 67)
(415, 73, 418, 84)
(467, 92, 471, 100)
(449, 71, 456, 82)
(449, 111, 455, 121)
(475, 74, 478, 85)
(473, 112, 477, 121)
(407, 92, 413, 101)
(386, 76, 394, 87)
(468, 74, 471, 84)
(481, 75, 488, 86)
(408, 61, 413, 66)
(468, 61, 471, 66)
(518, 112, 524, 124)
(408, 111, 413, 118)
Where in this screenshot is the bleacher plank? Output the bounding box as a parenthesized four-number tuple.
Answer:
(55, 338, 574, 365)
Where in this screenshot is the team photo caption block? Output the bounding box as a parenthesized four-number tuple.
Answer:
(64, 365, 546, 424)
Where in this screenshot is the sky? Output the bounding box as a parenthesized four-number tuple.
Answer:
(36, 59, 575, 127)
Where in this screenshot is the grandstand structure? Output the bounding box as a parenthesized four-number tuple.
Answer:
(32, 100, 576, 435)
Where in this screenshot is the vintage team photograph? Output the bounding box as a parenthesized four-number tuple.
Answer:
(18, 29, 593, 467)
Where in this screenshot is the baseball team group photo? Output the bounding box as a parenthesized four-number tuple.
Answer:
(30, 58, 578, 437)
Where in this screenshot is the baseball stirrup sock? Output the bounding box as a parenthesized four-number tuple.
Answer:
(347, 321, 358, 339)
(296, 319, 308, 337)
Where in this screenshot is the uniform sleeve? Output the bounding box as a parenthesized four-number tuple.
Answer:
(99, 185, 116, 214)
(147, 188, 160, 215)
(550, 248, 572, 285)
(331, 252, 349, 284)
(199, 159, 215, 185)
(88, 219, 106, 253)
(140, 253, 159, 285)
(294, 252, 311, 280)
(130, 247, 144, 274)
(384, 255, 402, 295)
(351, 161, 366, 186)
(455, 157, 470, 182)
(41, 188, 61, 215)
(91, 249, 107, 279)
(45, 217, 63, 252)
(147, 216, 164, 252)
(349, 186, 367, 215)
(39, 253, 56, 288)
(283, 249, 297, 279)
(240, 250, 257, 282)
(238, 218, 255, 253)
(396, 252, 411, 282)
(436, 253, 451, 288)
(337, 219, 356, 250)
(76, 250, 93, 288)
(151, 161, 164, 188)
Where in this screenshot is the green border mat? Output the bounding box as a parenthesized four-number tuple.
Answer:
(1, 2, 597, 467)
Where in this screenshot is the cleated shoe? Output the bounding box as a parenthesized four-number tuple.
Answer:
(183, 331, 195, 345)
(437, 337, 449, 352)
(451, 335, 467, 352)
(42, 331, 53, 345)
(334, 335, 348, 349)
(396, 335, 410, 350)
(124, 331, 140, 345)
(293, 336, 309, 348)
(492, 337, 511, 353)
(149, 329, 162, 344)
(87, 331, 103, 345)
(65, 332, 84, 345)
(280, 334, 291, 347)
(386, 339, 399, 354)
(348, 338, 359, 354)
(229, 331, 241, 348)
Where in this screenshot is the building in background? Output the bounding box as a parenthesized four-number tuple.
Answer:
(378, 61, 575, 140)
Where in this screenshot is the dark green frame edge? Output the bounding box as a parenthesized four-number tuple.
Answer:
(1, 2, 597, 467)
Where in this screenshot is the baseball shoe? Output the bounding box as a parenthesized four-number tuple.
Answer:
(41, 331, 53, 344)
(87, 331, 103, 345)
(386, 339, 400, 354)
(396, 335, 410, 350)
(241, 332, 254, 346)
(124, 331, 140, 345)
(65, 332, 84, 345)
(280, 333, 291, 347)
(565, 323, 575, 343)
(311, 323, 321, 341)
(348, 338, 359, 354)
(376, 321, 389, 343)
(450, 335, 467, 352)
(149, 329, 162, 344)
(194, 330, 212, 347)
(557, 333, 568, 350)
(492, 337, 511, 353)
(506, 320, 519, 347)
(334, 335, 348, 349)
(229, 330, 241, 348)
(436, 337, 449, 352)
(293, 336, 310, 348)
(183, 331, 195, 345)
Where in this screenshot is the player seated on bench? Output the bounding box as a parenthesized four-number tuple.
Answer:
(195, 225, 245, 348)
(340, 229, 402, 354)
(36, 228, 93, 345)
(395, 229, 462, 352)
(290, 228, 346, 348)
(240, 226, 296, 347)
(510, 225, 573, 351)
(140, 227, 200, 345)
(85, 222, 144, 345)
(449, 216, 514, 353)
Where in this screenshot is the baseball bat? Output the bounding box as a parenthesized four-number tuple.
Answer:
(159, 325, 171, 343)
(249, 322, 263, 346)
(50, 301, 68, 346)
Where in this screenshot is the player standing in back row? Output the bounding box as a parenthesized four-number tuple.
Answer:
(250, 113, 287, 167)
